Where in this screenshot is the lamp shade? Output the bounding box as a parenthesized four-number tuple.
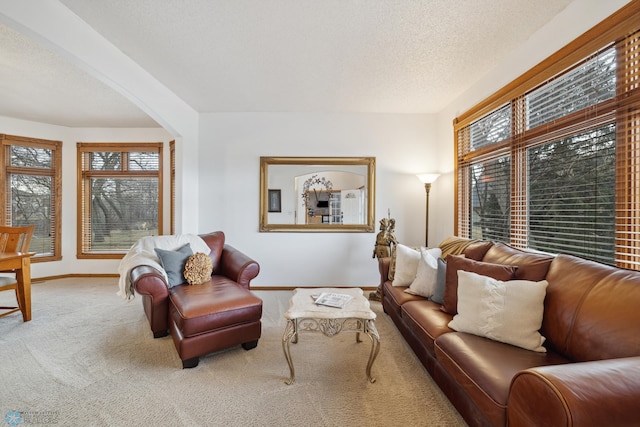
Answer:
(416, 173, 440, 184)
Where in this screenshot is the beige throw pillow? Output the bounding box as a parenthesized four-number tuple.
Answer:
(391, 244, 421, 287)
(405, 247, 442, 297)
(448, 270, 549, 352)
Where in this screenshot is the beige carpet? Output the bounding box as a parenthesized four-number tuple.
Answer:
(0, 278, 466, 427)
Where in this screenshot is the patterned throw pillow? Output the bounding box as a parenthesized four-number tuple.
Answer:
(183, 252, 213, 285)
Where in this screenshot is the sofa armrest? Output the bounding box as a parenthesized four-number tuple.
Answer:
(130, 265, 169, 298)
(219, 244, 260, 289)
(129, 265, 170, 337)
(507, 357, 640, 427)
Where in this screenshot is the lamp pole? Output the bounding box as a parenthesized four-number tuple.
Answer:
(424, 182, 431, 247)
(416, 173, 439, 247)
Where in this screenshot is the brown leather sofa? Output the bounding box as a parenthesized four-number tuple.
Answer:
(130, 231, 262, 368)
(379, 238, 640, 427)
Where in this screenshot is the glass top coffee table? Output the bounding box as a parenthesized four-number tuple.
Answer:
(282, 287, 380, 385)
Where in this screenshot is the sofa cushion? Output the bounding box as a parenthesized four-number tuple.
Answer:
(405, 247, 442, 297)
(382, 281, 424, 319)
(435, 332, 569, 427)
(483, 242, 554, 281)
(169, 277, 262, 337)
(462, 240, 494, 261)
(449, 270, 548, 352)
(542, 254, 616, 358)
(545, 254, 640, 362)
(442, 255, 517, 315)
(199, 231, 225, 273)
(439, 236, 493, 260)
(402, 299, 454, 357)
(154, 243, 193, 287)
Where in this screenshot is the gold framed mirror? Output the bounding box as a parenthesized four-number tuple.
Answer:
(260, 156, 376, 232)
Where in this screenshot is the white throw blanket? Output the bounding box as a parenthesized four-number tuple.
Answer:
(117, 234, 212, 300)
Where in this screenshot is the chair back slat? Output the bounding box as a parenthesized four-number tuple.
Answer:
(0, 225, 35, 253)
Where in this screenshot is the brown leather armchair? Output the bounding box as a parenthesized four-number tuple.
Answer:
(129, 231, 262, 368)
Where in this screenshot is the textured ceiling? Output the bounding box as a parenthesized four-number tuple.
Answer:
(0, 23, 159, 127)
(0, 0, 574, 127)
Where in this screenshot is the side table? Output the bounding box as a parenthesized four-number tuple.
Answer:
(282, 287, 380, 385)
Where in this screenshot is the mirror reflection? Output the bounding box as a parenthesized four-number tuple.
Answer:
(260, 157, 376, 232)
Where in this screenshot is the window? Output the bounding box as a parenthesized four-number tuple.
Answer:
(526, 48, 616, 129)
(455, 2, 640, 268)
(77, 142, 163, 258)
(471, 104, 511, 150)
(527, 125, 615, 263)
(0, 134, 62, 261)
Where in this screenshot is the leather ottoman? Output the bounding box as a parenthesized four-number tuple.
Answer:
(168, 277, 263, 368)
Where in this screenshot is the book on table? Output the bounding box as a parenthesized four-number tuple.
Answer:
(313, 292, 354, 308)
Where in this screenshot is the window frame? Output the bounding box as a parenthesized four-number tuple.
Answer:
(76, 142, 163, 259)
(0, 134, 62, 262)
(454, 2, 640, 269)
(170, 140, 175, 235)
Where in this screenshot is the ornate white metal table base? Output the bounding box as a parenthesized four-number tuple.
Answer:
(282, 288, 380, 385)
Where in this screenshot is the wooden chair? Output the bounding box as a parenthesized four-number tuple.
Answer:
(0, 225, 35, 318)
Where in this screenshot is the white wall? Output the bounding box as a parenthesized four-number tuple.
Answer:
(199, 112, 439, 287)
(1, 113, 439, 287)
(0, 115, 172, 279)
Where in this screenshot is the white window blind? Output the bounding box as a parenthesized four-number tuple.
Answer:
(470, 156, 511, 242)
(527, 124, 616, 264)
(470, 104, 512, 150)
(527, 47, 616, 129)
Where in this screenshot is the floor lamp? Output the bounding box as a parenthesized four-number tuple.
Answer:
(416, 173, 440, 247)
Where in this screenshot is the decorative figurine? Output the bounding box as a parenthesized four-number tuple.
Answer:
(372, 218, 397, 259)
(370, 214, 397, 301)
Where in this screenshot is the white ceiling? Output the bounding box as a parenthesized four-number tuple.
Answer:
(0, 0, 574, 128)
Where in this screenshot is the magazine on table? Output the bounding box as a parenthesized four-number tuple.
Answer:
(312, 292, 353, 308)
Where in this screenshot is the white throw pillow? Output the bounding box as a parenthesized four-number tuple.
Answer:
(391, 244, 421, 287)
(405, 247, 442, 297)
(448, 270, 549, 352)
